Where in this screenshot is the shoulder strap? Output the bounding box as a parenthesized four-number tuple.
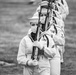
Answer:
(43, 34, 49, 47)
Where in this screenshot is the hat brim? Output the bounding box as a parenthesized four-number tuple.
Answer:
(29, 17, 39, 23)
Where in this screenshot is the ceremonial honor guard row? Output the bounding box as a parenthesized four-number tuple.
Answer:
(17, 0, 69, 75)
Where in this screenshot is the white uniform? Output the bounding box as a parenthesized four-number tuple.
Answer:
(17, 32, 57, 75)
(51, 0, 69, 62)
(52, 16, 65, 32)
(55, 26, 65, 62)
(54, 0, 69, 20)
(60, 0, 69, 16)
(29, 1, 69, 75)
(50, 16, 65, 63)
(43, 27, 61, 75)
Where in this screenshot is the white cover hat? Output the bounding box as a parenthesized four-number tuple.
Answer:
(40, 1, 48, 7)
(29, 12, 39, 23)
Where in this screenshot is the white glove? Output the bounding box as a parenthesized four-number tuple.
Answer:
(27, 59, 38, 66)
(33, 41, 43, 49)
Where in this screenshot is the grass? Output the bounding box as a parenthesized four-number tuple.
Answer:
(0, 0, 76, 75)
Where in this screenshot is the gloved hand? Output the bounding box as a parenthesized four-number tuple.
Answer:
(33, 41, 43, 50)
(27, 59, 38, 66)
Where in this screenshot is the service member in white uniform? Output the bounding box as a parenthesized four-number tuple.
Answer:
(17, 16, 57, 75)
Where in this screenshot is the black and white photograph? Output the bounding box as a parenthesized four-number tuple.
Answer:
(0, 0, 76, 75)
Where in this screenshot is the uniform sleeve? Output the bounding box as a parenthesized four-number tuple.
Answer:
(53, 29, 65, 46)
(43, 46, 56, 58)
(62, 0, 69, 16)
(17, 38, 29, 66)
(56, 0, 69, 20)
(53, 33, 65, 46)
(59, 0, 69, 20)
(40, 35, 56, 58)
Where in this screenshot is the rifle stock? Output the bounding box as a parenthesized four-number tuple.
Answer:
(31, 0, 55, 60)
(31, 7, 42, 60)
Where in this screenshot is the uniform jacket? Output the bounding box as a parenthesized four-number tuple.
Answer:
(55, 0, 69, 20)
(17, 33, 58, 68)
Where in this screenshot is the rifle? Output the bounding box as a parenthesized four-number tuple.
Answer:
(40, 0, 55, 31)
(31, 7, 43, 60)
(31, 0, 55, 60)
